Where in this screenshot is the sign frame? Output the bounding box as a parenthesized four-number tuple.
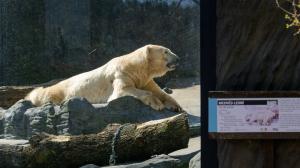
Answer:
(209, 91, 300, 139)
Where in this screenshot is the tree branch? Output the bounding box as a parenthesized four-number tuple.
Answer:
(275, 0, 294, 15)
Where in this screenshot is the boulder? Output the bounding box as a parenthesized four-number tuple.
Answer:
(97, 154, 181, 168)
(3, 100, 34, 138)
(189, 152, 200, 168)
(0, 96, 191, 167)
(169, 136, 200, 167)
(1, 96, 179, 139)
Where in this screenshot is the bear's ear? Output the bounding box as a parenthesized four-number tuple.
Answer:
(143, 45, 151, 57)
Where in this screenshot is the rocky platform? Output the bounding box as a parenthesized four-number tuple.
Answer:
(0, 96, 200, 168)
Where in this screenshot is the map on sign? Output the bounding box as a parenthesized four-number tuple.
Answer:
(209, 98, 300, 133)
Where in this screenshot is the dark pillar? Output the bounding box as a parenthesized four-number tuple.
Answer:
(201, 0, 218, 168)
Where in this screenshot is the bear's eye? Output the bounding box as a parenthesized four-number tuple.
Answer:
(164, 50, 168, 54)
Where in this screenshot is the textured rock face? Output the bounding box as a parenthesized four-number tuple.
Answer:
(189, 152, 200, 168)
(217, 1, 300, 168)
(0, 96, 193, 167)
(3, 100, 34, 138)
(84, 155, 182, 168)
(217, 0, 300, 90)
(0, 96, 178, 139)
(0, 110, 4, 138)
(0, 1, 199, 86)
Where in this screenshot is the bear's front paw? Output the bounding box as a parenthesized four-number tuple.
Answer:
(164, 100, 184, 113)
(141, 95, 164, 111)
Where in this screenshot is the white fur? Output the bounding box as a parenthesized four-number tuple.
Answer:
(25, 44, 182, 112)
(245, 111, 277, 126)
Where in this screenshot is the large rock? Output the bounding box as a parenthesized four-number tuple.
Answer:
(94, 154, 181, 168)
(82, 152, 200, 168)
(3, 100, 34, 138)
(169, 136, 200, 167)
(0, 96, 179, 139)
(189, 152, 200, 168)
(24, 103, 57, 137)
(0, 109, 5, 138)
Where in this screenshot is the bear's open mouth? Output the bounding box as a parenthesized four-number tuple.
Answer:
(167, 63, 179, 70)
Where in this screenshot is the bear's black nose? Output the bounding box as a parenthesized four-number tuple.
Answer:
(167, 55, 180, 70)
(171, 54, 180, 64)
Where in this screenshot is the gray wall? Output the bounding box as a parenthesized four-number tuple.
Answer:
(0, 0, 200, 86)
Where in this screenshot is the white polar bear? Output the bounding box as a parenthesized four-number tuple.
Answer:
(245, 111, 278, 126)
(25, 44, 183, 112)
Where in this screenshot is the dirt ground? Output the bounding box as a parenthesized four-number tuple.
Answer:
(170, 84, 200, 118)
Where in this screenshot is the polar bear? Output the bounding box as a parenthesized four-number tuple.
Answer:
(245, 111, 277, 126)
(25, 44, 183, 112)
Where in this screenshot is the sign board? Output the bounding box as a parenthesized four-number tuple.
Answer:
(209, 91, 300, 139)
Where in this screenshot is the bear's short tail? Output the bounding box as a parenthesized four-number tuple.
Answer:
(25, 87, 46, 106)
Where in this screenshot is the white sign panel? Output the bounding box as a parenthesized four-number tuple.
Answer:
(209, 98, 300, 132)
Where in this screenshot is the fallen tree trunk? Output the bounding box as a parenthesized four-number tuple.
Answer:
(0, 79, 63, 109)
(0, 113, 189, 168)
(0, 86, 35, 109)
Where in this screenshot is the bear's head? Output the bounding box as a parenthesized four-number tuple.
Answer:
(142, 44, 180, 77)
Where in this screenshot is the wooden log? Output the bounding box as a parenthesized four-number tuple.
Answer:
(0, 113, 189, 168)
(0, 86, 35, 109)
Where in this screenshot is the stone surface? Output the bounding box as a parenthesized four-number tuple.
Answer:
(0, 109, 4, 138)
(217, 0, 300, 90)
(0, 83, 201, 138)
(80, 164, 100, 168)
(3, 100, 34, 138)
(189, 152, 200, 168)
(169, 136, 200, 167)
(217, 1, 300, 168)
(100, 154, 181, 168)
(0, 139, 29, 146)
(0, 86, 198, 167)
(24, 103, 57, 137)
(0, 96, 179, 139)
(1, 1, 199, 86)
